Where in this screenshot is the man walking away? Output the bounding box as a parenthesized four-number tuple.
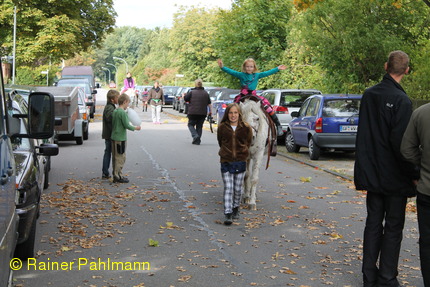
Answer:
(184, 79, 212, 145)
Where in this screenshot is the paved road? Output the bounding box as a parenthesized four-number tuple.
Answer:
(12, 90, 422, 287)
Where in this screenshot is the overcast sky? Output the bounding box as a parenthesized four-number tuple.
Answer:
(113, 0, 233, 29)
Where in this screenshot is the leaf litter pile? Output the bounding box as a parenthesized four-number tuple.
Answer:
(41, 178, 135, 254)
(33, 172, 423, 287)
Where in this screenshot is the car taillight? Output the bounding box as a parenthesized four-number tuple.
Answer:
(222, 103, 228, 109)
(315, 117, 323, 133)
(83, 113, 87, 120)
(273, 105, 289, 114)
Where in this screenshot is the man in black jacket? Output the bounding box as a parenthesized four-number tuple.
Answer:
(354, 50, 419, 287)
(184, 79, 212, 145)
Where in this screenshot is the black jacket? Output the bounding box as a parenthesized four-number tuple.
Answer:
(354, 74, 418, 196)
(184, 87, 211, 116)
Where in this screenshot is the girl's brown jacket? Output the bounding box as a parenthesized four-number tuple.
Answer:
(217, 121, 252, 163)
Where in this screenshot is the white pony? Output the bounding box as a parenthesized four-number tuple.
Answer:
(240, 99, 270, 210)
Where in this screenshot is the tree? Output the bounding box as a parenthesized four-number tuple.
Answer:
(296, 0, 430, 93)
(213, 0, 293, 89)
(169, 6, 219, 83)
(0, 0, 116, 65)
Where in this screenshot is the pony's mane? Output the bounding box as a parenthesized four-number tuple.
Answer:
(240, 99, 266, 118)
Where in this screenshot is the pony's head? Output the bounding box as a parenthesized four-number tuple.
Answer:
(240, 99, 267, 132)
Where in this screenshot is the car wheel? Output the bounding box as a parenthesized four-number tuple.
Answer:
(14, 212, 37, 259)
(285, 130, 300, 153)
(308, 137, 321, 160)
(83, 124, 89, 140)
(76, 135, 83, 145)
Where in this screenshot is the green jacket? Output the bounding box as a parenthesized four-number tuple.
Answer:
(102, 102, 116, 140)
(111, 108, 135, 141)
(401, 103, 430, 196)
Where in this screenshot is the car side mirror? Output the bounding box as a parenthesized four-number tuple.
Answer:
(291, 111, 299, 118)
(27, 92, 55, 139)
(92, 90, 97, 95)
(87, 95, 93, 100)
(36, 143, 59, 156)
(86, 102, 94, 107)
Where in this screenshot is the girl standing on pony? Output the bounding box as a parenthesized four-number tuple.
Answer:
(217, 58, 286, 136)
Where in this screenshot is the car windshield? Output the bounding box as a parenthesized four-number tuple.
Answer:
(280, 92, 315, 107)
(323, 99, 360, 117)
(57, 81, 91, 94)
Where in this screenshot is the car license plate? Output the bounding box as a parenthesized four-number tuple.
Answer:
(340, 125, 358, 132)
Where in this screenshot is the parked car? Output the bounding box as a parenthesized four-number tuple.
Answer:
(285, 94, 362, 160)
(211, 89, 240, 123)
(206, 87, 225, 103)
(162, 86, 180, 106)
(0, 57, 56, 285)
(11, 94, 59, 259)
(6, 85, 58, 187)
(179, 87, 192, 113)
(56, 78, 97, 118)
(260, 89, 322, 138)
(173, 87, 186, 111)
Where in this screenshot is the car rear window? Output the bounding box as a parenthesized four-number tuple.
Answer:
(323, 99, 360, 117)
(280, 92, 315, 107)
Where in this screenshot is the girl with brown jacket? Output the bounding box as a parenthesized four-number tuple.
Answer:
(217, 103, 252, 225)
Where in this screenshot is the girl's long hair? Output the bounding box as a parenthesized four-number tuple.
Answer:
(220, 103, 243, 124)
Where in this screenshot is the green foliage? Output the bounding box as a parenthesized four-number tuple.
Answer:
(295, 0, 430, 93)
(213, 0, 293, 89)
(15, 65, 56, 86)
(169, 7, 219, 83)
(2, 0, 430, 98)
(0, 0, 115, 84)
(148, 238, 159, 247)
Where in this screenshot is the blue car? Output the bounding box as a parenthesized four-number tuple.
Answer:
(285, 94, 362, 160)
(162, 86, 180, 106)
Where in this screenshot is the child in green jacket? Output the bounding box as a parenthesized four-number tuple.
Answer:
(111, 93, 141, 183)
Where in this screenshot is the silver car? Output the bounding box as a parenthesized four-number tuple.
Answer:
(259, 89, 322, 137)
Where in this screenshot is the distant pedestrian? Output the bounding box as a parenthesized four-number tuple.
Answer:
(354, 50, 419, 287)
(111, 93, 141, 183)
(184, 79, 212, 145)
(102, 89, 119, 179)
(141, 87, 148, 112)
(121, 72, 136, 103)
(217, 103, 252, 225)
(147, 81, 164, 124)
